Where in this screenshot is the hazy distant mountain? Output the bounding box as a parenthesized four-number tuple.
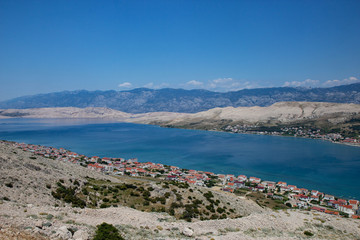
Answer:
(1, 83, 360, 113)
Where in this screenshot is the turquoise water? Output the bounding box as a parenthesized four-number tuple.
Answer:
(1, 118, 360, 200)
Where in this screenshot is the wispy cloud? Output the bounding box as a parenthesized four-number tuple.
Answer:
(143, 82, 154, 88)
(283, 76, 359, 88)
(205, 78, 258, 91)
(143, 82, 170, 89)
(323, 76, 359, 87)
(185, 80, 203, 87)
(181, 77, 261, 91)
(283, 79, 320, 88)
(118, 82, 132, 88)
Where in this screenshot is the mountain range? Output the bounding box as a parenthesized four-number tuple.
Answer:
(1, 83, 360, 113)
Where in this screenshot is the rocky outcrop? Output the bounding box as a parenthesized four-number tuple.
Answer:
(1, 102, 360, 127)
(164, 101, 360, 126)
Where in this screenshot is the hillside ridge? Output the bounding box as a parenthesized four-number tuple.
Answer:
(1, 83, 360, 113)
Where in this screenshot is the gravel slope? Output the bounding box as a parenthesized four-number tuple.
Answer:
(1, 141, 360, 239)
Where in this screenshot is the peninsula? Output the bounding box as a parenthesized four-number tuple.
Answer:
(1, 101, 360, 145)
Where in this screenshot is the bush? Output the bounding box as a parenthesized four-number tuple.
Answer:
(51, 185, 86, 208)
(93, 222, 124, 240)
(203, 191, 214, 200)
(5, 183, 13, 188)
(304, 230, 314, 236)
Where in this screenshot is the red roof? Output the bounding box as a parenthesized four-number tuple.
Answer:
(349, 200, 359, 205)
(325, 210, 339, 215)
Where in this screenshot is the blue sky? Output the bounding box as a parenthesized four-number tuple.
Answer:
(0, 0, 360, 100)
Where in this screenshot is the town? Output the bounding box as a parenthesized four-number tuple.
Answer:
(11, 141, 360, 220)
(222, 125, 360, 145)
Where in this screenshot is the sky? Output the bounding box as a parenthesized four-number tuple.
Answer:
(0, 0, 360, 101)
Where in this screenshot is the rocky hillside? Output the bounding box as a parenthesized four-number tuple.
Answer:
(0, 107, 189, 122)
(1, 101, 359, 124)
(1, 141, 360, 239)
(2, 102, 359, 137)
(1, 83, 360, 113)
(161, 102, 360, 125)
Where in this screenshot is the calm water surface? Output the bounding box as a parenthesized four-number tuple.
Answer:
(1, 118, 360, 200)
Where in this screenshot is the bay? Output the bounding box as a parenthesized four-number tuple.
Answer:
(1, 118, 360, 200)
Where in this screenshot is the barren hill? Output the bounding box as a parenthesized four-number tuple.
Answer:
(162, 101, 360, 125)
(1, 101, 360, 124)
(1, 102, 360, 138)
(1, 141, 360, 239)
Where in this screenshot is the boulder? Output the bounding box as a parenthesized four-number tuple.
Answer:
(182, 227, 193, 237)
(55, 226, 72, 239)
(73, 229, 89, 240)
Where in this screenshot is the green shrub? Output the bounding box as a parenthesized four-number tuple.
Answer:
(100, 203, 108, 208)
(304, 230, 314, 236)
(93, 222, 124, 240)
(51, 185, 86, 208)
(203, 191, 214, 200)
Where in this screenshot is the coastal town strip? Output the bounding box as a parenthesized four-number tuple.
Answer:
(8, 140, 360, 219)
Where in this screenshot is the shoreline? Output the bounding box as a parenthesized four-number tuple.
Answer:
(0, 116, 359, 147)
(160, 124, 360, 148)
(2, 139, 359, 217)
(1, 118, 359, 199)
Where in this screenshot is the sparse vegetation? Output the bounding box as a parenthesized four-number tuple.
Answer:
(51, 181, 86, 208)
(93, 222, 124, 240)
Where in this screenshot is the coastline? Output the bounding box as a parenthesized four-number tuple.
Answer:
(1, 118, 360, 200)
(159, 124, 360, 148)
(3, 139, 359, 218)
(1, 116, 360, 147)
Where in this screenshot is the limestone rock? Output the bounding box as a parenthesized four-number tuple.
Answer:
(55, 226, 72, 239)
(73, 229, 89, 240)
(182, 227, 193, 237)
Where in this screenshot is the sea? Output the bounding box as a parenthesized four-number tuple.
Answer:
(1, 118, 360, 200)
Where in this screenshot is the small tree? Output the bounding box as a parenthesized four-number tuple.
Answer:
(93, 222, 124, 240)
